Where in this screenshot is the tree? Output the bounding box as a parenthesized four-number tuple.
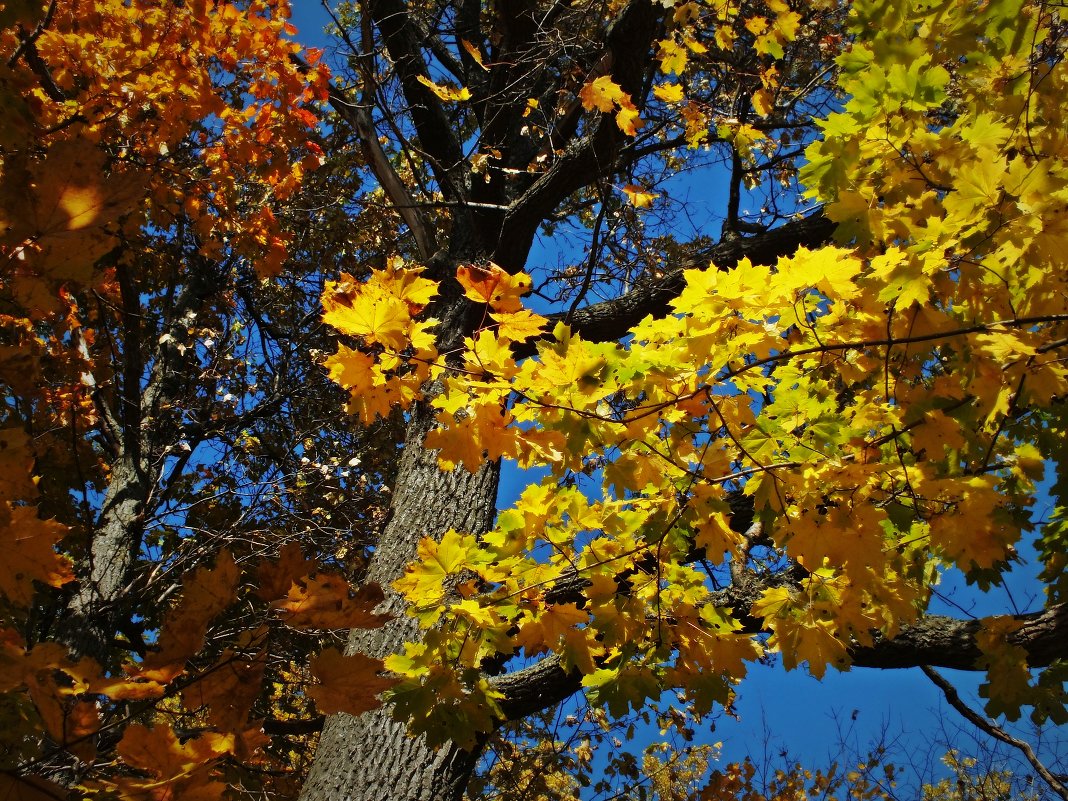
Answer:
(1, 0, 401, 795)
(2, 0, 1068, 799)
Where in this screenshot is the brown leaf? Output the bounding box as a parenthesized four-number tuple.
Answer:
(135, 550, 240, 682)
(254, 542, 315, 602)
(0, 771, 69, 801)
(181, 650, 266, 731)
(116, 724, 234, 780)
(273, 576, 390, 630)
(0, 428, 37, 505)
(307, 648, 398, 715)
(0, 506, 72, 606)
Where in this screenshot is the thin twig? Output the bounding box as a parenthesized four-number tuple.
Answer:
(921, 665, 1068, 801)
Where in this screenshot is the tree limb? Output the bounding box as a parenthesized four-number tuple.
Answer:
(512, 211, 835, 357)
(491, 600, 1068, 723)
(291, 55, 436, 259)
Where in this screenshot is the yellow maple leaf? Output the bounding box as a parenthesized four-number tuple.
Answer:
(658, 38, 688, 75)
(534, 329, 610, 397)
(416, 74, 472, 101)
(715, 25, 734, 51)
(377, 260, 439, 310)
(577, 75, 643, 134)
(491, 308, 547, 342)
(88, 673, 166, 701)
(323, 265, 437, 352)
(578, 75, 624, 113)
(515, 603, 589, 653)
(394, 530, 474, 603)
(615, 104, 644, 136)
(621, 184, 659, 208)
(460, 39, 488, 70)
(751, 87, 774, 116)
(653, 82, 684, 103)
(744, 15, 769, 36)
(308, 648, 399, 715)
(425, 403, 518, 472)
(323, 286, 412, 351)
(796, 246, 863, 300)
(324, 344, 376, 392)
(456, 263, 532, 312)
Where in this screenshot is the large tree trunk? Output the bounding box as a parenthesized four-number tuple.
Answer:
(299, 406, 501, 801)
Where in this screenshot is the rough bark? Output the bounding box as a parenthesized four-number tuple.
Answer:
(61, 454, 146, 661)
(296, 1, 840, 796)
(299, 407, 501, 801)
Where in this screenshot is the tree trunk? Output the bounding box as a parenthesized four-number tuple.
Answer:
(299, 406, 501, 801)
(61, 453, 146, 663)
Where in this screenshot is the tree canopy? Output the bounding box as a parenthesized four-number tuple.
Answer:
(1, 0, 1067, 799)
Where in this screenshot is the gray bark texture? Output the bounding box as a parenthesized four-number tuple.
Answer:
(298, 407, 501, 801)
(61, 455, 146, 662)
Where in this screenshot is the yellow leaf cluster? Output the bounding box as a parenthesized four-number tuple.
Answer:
(578, 75, 645, 136)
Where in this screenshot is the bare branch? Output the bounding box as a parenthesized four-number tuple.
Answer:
(921, 665, 1068, 801)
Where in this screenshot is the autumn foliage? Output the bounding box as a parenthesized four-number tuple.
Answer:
(2, 0, 1068, 798)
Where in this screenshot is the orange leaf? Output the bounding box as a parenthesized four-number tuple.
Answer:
(615, 104, 644, 136)
(578, 75, 624, 113)
(621, 184, 659, 208)
(461, 39, 488, 70)
(0, 428, 37, 504)
(116, 724, 234, 780)
(0, 506, 72, 606)
(254, 542, 316, 601)
(273, 575, 390, 630)
(18, 140, 144, 283)
(135, 551, 240, 682)
(88, 674, 166, 701)
(181, 650, 266, 731)
(61, 700, 100, 763)
(456, 263, 531, 313)
(307, 648, 398, 715)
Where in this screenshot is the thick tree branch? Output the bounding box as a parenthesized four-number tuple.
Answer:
(491, 596, 1068, 722)
(850, 603, 1068, 670)
(510, 211, 835, 358)
(492, 0, 662, 269)
(365, 0, 468, 199)
(562, 211, 835, 342)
